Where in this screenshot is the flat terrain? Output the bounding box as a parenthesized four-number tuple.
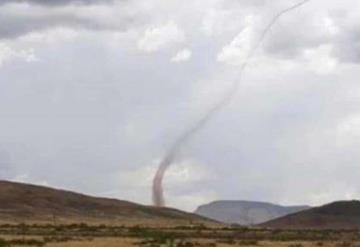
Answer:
(1, 224, 360, 247)
(24, 239, 360, 247)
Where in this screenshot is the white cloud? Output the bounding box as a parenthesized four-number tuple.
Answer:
(0, 42, 37, 67)
(303, 44, 338, 75)
(217, 15, 257, 65)
(336, 114, 360, 147)
(322, 16, 339, 36)
(201, 8, 218, 36)
(171, 48, 192, 62)
(137, 21, 185, 53)
(19, 27, 79, 44)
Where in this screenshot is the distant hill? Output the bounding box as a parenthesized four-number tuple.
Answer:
(0, 180, 216, 226)
(261, 200, 360, 229)
(195, 200, 310, 225)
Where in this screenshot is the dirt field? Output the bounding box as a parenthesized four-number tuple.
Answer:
(3, 237, 360, 247)
(42, 239, 360, 247)
(1, 224, 360, 247)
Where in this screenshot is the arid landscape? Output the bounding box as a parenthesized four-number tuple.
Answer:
(1, 0, 360, 246)
(3, 225, 360, 247)
(1, 181, 360, 247)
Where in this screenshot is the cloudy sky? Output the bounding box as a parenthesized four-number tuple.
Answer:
(0, 0, 360, 211)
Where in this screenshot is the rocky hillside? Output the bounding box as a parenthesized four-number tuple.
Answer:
(0, 180, 215, 226)
(261, 200, 360, 229)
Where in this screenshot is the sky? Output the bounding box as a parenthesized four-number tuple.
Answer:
(0, 0, 360, 212)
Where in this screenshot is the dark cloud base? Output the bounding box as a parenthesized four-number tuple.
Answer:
(0, 0, 113, 7)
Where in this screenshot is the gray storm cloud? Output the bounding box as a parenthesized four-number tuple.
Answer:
(0, 0, 113, 6)
(152, 0, 312, 207)
(0, 0, 136, 40)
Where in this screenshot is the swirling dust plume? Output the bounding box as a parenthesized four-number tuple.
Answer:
(152, 0, 311, 207)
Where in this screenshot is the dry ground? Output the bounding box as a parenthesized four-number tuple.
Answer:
(25, 239, 360, 247)
(1, 224, 360, 247)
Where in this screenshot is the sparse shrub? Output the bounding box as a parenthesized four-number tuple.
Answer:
(288, 244, 303, 247)
(336, 242, 354, 247)
(43, 236, 76, 243)
(176, 241, 195, 247)
(203, 243, 216, 247)
(8, 238, 45, 247)
(239, 240, 258, 245)
(217, 238, 236, 245)
(0, 239, 9, 247)
(148, 244, 161, 247)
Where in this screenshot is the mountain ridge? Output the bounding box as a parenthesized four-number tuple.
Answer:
(195, 200, 310, 225)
